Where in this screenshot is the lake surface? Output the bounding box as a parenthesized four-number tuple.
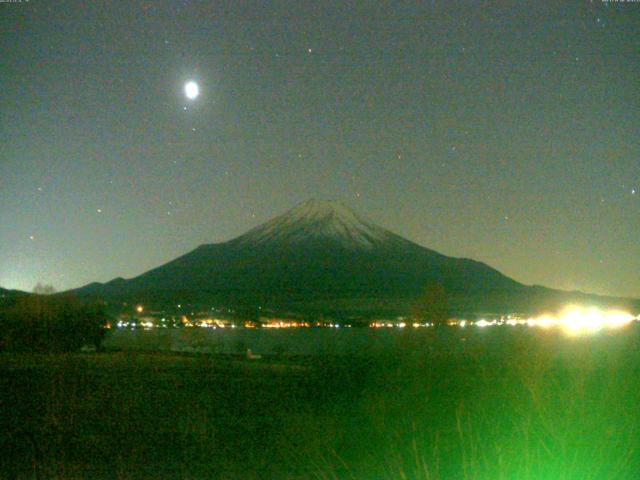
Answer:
(104, 327, 435, 356)
(102, 324, 640, 357)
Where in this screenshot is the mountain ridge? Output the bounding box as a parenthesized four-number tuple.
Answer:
(67, 199, 639, 316)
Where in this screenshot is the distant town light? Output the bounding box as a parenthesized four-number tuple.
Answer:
(470, 306, 636, 335)
(558, 306, 634, 336)
(136, 305, 143, 313)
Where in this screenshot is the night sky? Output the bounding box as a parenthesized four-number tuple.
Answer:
(1, 1, 638, 298)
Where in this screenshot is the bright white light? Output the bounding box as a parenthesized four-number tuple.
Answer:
(534, 316, 555, 329)
(467, 306, 636, 336)
(606, 310, 636, 329)
(554, 306, 634, 336)
(184, 81, 199, 100)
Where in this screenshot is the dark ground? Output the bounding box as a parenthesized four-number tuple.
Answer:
(2, 327, 639, 479)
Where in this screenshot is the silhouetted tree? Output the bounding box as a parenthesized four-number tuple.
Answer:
(0, 295, 109, 352)
(32, 283, 56, 295)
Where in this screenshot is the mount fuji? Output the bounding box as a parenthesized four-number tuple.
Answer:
(70, 199, 636, 316)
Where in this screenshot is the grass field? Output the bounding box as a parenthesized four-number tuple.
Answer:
(2, 327, 639, 479)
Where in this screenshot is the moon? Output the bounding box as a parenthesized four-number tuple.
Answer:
(184, 81, 199, 100)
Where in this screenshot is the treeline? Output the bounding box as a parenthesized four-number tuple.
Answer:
(0, 295, 109, 353)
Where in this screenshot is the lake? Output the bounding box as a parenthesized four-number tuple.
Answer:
(102, 323, 640, 357)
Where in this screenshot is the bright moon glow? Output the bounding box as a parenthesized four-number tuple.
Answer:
(184, 81, 199, 100)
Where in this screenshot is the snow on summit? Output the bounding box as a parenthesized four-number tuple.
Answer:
(235, 199, 394, 249)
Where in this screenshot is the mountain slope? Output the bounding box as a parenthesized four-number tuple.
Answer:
(233, 199, 395, 249)
(0, 287, 30, 305)
(69, 200, 637, 316)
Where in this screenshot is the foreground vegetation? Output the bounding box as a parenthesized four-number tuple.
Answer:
(1, 327, 639, 479)
(0, 295, 107, 353)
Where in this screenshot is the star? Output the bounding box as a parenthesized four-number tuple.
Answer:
(97, 208, 103, 214)
(29, 235, 35, 241)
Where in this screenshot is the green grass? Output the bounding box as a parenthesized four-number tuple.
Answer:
(1, 327, 639, 479)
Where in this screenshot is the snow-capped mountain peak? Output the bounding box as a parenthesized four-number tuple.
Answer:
(234, 199, 394, 249)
